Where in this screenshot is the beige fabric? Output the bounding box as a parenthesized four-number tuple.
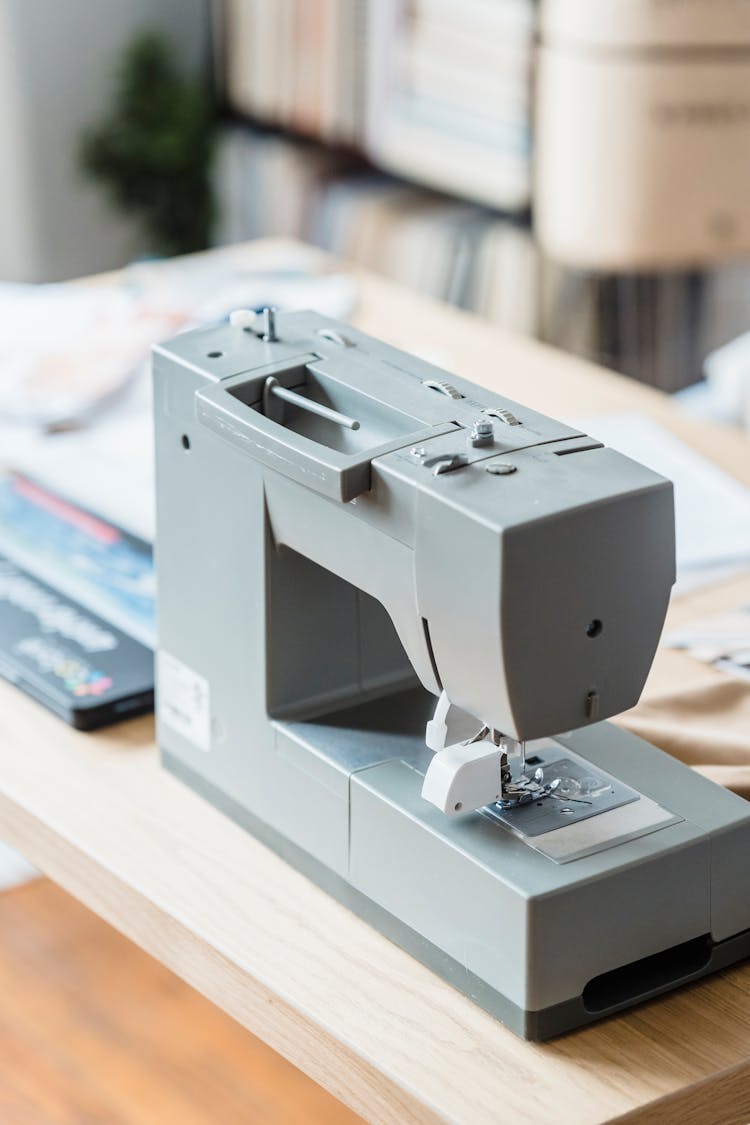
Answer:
(618, 677, 750, 799)
(611, 570, 750, 798)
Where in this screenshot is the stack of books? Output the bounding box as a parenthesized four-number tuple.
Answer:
(367, 0, 533, 210)
(224, 0, 368, 145)
(540, 261, 750, 393)
(214, 126, 538, 336)
(217, 1, 750, 392)
(224, 0, 533, 211)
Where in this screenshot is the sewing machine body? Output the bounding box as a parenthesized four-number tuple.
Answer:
(153, 311, 750, 1039)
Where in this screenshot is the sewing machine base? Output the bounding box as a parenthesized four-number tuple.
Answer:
(162, 714, 750, 1040)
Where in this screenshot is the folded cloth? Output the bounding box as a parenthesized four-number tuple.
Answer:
(617, 678, 750, 800)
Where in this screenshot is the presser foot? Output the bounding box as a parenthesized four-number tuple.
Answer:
(421, 716, 612, 817)
(421, 692, 606, 818)
(421, 720, 543, 817)
(422, 693, 539, 816)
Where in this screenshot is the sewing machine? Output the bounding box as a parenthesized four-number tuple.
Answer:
(153, 309, 750, 1039)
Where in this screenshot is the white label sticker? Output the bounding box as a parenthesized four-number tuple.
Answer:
(157, 650, 211, 752)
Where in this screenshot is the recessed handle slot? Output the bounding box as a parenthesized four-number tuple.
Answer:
(237, 359, 425, 455)
(196, 353, 461, 502)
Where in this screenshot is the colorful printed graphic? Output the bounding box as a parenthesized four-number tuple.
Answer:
(15, 636, 113, 696)
(0, 473, 154, 647)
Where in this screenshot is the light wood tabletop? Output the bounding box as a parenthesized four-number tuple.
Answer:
(3, 240, 750, 1124)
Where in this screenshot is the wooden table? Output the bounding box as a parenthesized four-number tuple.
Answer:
(3, 241, 750, 1125)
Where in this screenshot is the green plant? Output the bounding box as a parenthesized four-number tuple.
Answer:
(81, 32, 215, 256)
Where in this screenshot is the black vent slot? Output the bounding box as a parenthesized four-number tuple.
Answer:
(582, 935, 712, 1013)
(554, 442, 603, 457)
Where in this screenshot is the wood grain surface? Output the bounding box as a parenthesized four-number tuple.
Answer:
(2, 241, 750, 1124)
(0, 879, 359, 1124)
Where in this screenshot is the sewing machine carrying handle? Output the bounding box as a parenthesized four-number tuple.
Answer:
(194, 354, 457, 503)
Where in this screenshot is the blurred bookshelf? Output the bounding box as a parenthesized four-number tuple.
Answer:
(214, 0, 750, 393)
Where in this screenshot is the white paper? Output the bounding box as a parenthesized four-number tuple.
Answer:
(0, 365, 155, 540)
(665, 603, 750, 655)
(0, 249, 358, 540)
(572, 413, 750, 590)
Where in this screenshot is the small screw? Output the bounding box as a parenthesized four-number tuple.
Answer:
(486, 463, 517, 476)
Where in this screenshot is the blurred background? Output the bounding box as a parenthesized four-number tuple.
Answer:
(2, 0, 750, 413)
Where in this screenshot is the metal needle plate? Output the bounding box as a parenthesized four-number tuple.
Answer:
(483, 752, 639, 837)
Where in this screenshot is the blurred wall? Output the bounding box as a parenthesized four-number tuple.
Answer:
(0, 0, 208, 282)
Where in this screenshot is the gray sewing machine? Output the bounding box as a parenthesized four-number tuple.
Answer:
(153, 308, 750, 1040)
